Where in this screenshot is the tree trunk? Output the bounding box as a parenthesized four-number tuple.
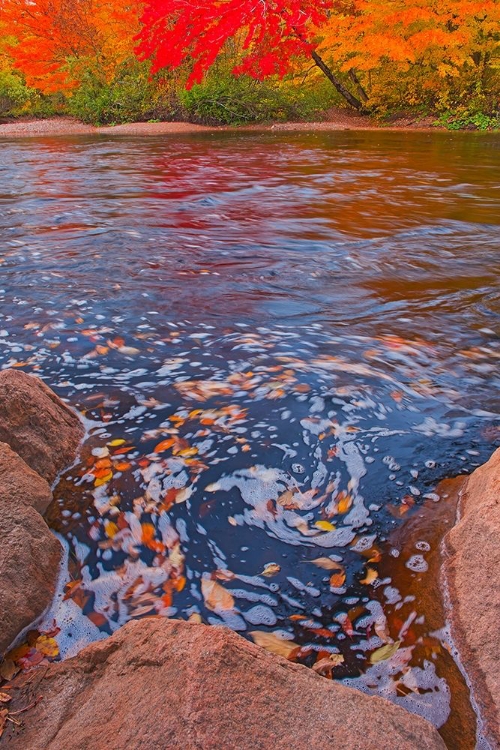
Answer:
(348, 69, 369, 103)
(310, 50, 364, 112)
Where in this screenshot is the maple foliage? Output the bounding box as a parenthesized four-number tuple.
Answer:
(1, 0, 142, 93)
(316, 0, 500, 110)
(319, 0, 500, 74)
(136, 0, 332, 87)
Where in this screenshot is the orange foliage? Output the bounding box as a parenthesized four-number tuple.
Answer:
(1, 0, 142, 93)
(318, 0, 500, 75)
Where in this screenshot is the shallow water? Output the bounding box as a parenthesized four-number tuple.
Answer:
(1, 130, 499, 745)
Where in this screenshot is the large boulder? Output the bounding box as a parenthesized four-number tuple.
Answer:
(0, 369, 84, 484)
(1, 618, 445, 750)
(0, 503, 61, 655)
(0, 442, 53, 515)
(444, 447, 500, 748)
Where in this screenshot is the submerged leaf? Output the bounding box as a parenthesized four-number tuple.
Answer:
(370, 641, 401, 664)
(308, 557, 343, 571)
(201, 578, 235, 611)
(250, 631, 299, 659)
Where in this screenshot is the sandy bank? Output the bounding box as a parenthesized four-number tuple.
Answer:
(0, 114, 448, 138)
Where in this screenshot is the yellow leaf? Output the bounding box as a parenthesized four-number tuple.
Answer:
(370, 641, 401, 664)
(315, 520, 336, 532)
(95, 471, 113, 487)
(360, 568, 378, 585)
(108, 439, 126, 447)
(35, 635, 59, 658)
(201, 578, 235, 611)
(261, 563, 281, 577)
(250, 631, 299, 659)
(104, 521, 119, 538)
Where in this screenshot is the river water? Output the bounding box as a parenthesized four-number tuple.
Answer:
(1, 130, 499, 746)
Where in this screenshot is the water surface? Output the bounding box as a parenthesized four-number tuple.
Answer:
(1, 130, 499, 745)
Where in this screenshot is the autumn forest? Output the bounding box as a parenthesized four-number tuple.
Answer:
(0, 0, 499, 128)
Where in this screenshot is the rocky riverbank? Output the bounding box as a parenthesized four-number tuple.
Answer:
(0, 370, 498, 748)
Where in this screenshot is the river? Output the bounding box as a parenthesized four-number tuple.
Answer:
(0, 129, 499, 746)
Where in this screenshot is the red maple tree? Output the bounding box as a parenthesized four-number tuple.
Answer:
(136, 0, 364, 109)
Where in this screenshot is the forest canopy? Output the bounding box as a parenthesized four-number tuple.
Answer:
(0, 0, 499, 127)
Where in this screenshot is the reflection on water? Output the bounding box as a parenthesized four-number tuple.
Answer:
(0, 130, 499, 745)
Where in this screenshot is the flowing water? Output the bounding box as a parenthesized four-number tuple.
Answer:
(1, 129, 499, 746)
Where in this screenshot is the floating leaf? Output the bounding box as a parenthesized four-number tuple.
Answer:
(329, 571, 346, 588)
(154, 438, 175, 453)
(315, 520, 336, 532)
(104, 520, 119, 539)
(250, 631, 299, 659)
(201, 578, 235, 611)
(312, 654, 345, 675)
(370, 641, 401, 664)
(94, 470, 112, 487)
(108, 439, 126, 447)
(337, 493, 353, 514)
(309, 557, 343, 571)
(261, 563, 281, 577)
(360, 568, 378, 585)
(276, 489, 299, 509)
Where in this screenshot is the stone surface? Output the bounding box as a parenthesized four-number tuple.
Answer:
(444, 446, 500, 748)
(0, 503, 61, 656)
(0, 442, 53, 515)
(1, 618, 445, 750)
(0, 369, 84, 484)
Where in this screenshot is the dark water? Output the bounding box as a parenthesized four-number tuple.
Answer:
(1, 130, 499, 743)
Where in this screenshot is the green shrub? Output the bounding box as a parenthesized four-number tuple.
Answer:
(67, 59, 180, 125)
(0, 69, 32, 117)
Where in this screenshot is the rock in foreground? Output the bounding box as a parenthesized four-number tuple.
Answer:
(0, 442, 53, 515)
(444, 446, 500, 748)
(2, 618, 445, 750)
(0, 503, 61, 656)
(0, 369, 84, 484)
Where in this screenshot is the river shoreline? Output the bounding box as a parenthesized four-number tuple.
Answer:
(0, 114, 457, 138)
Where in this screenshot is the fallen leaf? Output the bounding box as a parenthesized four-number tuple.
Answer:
(0, 694, 11, 704)
(315, 520, 336, 532)
(360, 568, 378, 585)
(104, 521, 119, 539)
(337, 493, 353, 514)
(370, 641, 401, 664)
(108, 439, 126, 447)
(0, 660, 17, 681)
(312, 653, 345, 676)
(201, 578, 235, 611)
(250, 631, 299, 659)
(309, 557, 343, 571)
(0, 708, 8, 738)
(276, 489, 299, 509)
(154, 438, 176, 453)
(329, 571, 346, 588)
(260, 563, 281, 577)
(35, 635, 59, 658)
